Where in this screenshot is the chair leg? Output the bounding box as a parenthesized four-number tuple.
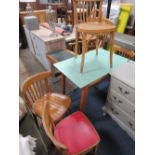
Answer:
(26, 110, 48, 152)
(96, 35, 99, 55)
(61, 74, 66, 94)
(31, 114, 49, 153)
(68, 107, 72, 114)
(85, 40, 88, 52)
(109, 32, 115, 68)
(75, 29, 79, 57)
(94, 144, 99, 155)
(34, 120, 49, 153)
(22, 97, 48, 152)
(101, 33, 108, 48)
(80, 33, 86, 73)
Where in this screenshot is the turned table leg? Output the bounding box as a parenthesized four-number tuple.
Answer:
(80, 33, 86, 73)
(80, 86, 88, 111)
(109, 32, 114, 68)
(61, 74, 66, 94)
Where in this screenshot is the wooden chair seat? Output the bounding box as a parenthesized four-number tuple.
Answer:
(33, 93, 71, 122)
(77, 22, 116, 34)
(79, 33, 95, 41)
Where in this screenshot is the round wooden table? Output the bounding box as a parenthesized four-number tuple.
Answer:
(75, 22, 116, 73)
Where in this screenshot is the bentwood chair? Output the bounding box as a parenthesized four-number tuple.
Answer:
(42, 101, 100, 155)
(20, 71, 71, 123)
(73, 0, 116, 73)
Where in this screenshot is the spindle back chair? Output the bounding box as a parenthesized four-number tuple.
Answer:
(21, 71, 52, 109)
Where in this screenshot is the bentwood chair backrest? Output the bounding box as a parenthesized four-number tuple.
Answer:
(21, 71, 52, 109)
(73, 0, 103, 24)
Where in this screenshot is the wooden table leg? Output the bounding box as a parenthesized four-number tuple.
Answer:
(80, 33, 86, 73)
(61, 74, 65, 94)
(80, 86, 88, 111)
(109, 32, 115, 68)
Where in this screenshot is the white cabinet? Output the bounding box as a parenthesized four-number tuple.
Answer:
(30, 32, 51, 70)
(23, 25, 35, 55)
(105, 61, 135, 140)
(24, 26, 66, 70)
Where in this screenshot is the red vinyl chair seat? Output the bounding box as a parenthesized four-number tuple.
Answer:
(54, 111, 100, 155)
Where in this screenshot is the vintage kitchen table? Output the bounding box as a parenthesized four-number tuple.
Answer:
(54, 48, 129, 111)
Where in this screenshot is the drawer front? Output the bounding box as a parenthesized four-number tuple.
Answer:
(109, 89, 135, 118)
(107, 102, 135, 132)
(111, 77, 135, 103)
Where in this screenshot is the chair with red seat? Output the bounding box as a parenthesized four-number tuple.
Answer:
(42, 101, 100, 155)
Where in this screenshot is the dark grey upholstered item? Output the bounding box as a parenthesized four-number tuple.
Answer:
(48, 50, 74, 62)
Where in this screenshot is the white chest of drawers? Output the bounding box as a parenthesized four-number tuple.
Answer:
(105, 61, 135, 140)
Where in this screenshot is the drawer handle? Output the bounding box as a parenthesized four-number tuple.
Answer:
(110, 106, 114, 112)
(128, 121, 135, 130)
(112, 96, 117, 100)
(124, 91, 130, 95)
(112, 96, 123, 104)
(114, 111, 119, 115)
(110, 106, 119, 115)
(118, 86, 122, 92)
(118, 100, 123, 104)
(118, 86, 130, 95)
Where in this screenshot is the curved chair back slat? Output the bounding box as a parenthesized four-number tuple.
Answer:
(21, 71, 52, 109)
(74, 0, 103, 24)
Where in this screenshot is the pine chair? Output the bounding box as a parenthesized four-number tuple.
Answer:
(42, 101, 100, 155)
(73, 0, 116, 73)
(20, 71, 71, 123)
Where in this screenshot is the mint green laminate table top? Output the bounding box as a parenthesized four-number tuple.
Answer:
(54, 48, 129, 88)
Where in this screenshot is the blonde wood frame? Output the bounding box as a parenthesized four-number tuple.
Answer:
(73, 0, 116, 73)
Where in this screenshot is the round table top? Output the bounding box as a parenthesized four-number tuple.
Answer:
(77, 22, 116, 34)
